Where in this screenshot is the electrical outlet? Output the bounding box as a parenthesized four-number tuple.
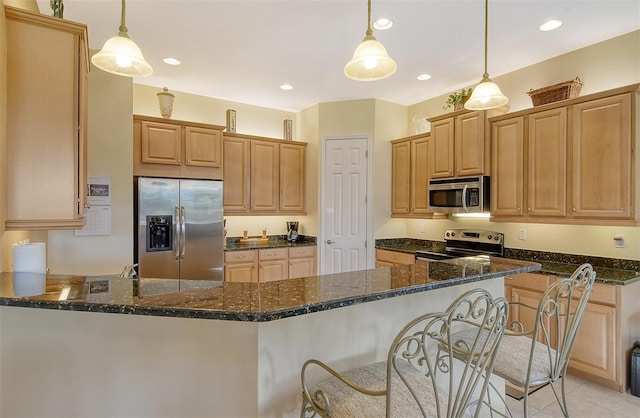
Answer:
(613, 235, 626, 248)
(518, 229, 527, 240)
(263, 222, 269, 229)
(420, 224, 425, 233)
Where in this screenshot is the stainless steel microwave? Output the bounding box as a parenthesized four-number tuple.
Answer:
(428, 176, 490, 213)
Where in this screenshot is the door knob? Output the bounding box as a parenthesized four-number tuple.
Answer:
(326, 240, 335, 244)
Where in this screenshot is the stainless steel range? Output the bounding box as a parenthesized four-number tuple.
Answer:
(415, 229, 504, 261)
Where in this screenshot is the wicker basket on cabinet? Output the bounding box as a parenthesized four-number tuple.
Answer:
(527, 77, 583, 106)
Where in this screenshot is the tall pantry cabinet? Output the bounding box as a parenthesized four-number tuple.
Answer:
(5, 6, 89, 230)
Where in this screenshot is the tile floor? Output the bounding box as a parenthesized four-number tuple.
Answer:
(503, 374, 640, 417)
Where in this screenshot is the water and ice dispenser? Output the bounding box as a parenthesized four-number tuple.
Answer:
(146, 215, 172, 252)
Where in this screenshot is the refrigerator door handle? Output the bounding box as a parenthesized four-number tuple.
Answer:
(180, 205, 186, 259)
(174, 205, 180, 260)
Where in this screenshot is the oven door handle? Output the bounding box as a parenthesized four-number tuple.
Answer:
(462, 185, 469, 212)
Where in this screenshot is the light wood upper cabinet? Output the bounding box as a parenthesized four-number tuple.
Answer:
(490, 85, 638, 225)
(411, 136, 431, 214)
(223, 136, 251, 212)
(455, 111, 486, 176)
(251, 140, 279, 211)
(429, 110, 492, 179)
(571, 94, 632, 219)
(429, 118, 455, 178)
(391, 133, 441, 218)
(528, 108, 567, 217)
(224, 133, 306, 215)
(279, 143, 306, 212)
(391, 140, 411, 214)
(134, 115, 224, 180)
(5, 6, 89, 230)
(491, 116, 525, 217)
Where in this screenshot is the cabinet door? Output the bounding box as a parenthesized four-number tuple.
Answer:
(184, 127, 222, 168)
(224, 262, 258, 283)
(259, 259, 288, 282)
(140, 121, 182, 166)
(411, 136, 431, 214)
(376, 260, 395, 268)
(5, 8, 87, 230)
(430, 118, 455, 178)
(223, 136, 250, 212)
(572, 94, 632, 219)
(279, 143, 306, 212)
(491, 117, 525, 217)
(391, 140, 411, 214)
(528, 108, 567, 217)
(509, 286, 551, 345)
(250, 141, 279, 212)
(568, 302, 616, 382)
(455, 111, 485, 176)
(289, 257, 314, 279)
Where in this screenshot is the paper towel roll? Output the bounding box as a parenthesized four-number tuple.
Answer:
(12, 242, 47, 273)
(12, 272, 46, 296)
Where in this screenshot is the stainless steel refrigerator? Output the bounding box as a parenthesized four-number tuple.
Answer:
(135, 177, 223, 282)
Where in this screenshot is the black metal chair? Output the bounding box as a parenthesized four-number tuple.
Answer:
(300, 288, 509, 418)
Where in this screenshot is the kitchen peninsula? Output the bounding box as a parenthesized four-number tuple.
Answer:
(0, 257, 538, 417)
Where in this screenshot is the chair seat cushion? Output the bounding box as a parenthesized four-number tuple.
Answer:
(309, 360, 444, 417)
(453, 329, 556, 388)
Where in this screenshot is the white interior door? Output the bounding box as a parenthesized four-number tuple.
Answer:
(322, 137, 369, 274)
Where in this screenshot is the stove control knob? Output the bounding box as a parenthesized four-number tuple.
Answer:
(445, 232, 450, 237)
(487, 235, 492, 240)
(450, 232, 456, 237)
(494, 236, 500, 241)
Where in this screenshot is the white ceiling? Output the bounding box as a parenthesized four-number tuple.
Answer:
(36, 0, 639, 112)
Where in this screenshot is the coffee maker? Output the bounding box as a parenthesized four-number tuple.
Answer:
(286, 221, 299, 242)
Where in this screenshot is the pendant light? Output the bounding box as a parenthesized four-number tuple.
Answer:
(464, 0, 508, 110)
(344, 0, 397, 81)
(91, 0, 153, 78)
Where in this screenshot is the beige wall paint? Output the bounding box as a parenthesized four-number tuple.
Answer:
(45, 58, 134, 275)
(406, 31, 640, 260)
(373, 99, 409, 239)
(133, 84, 297, 139)
(0, 1, 6, 272)
(3, 0, 38, 12)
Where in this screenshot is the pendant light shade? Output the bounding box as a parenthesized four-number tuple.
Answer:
(344, 0, 396, 81)
(465, 0, 508, 110)
(91, 0, 152, 78)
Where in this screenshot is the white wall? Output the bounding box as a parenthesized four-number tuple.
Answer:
(406, 31, 640, 260)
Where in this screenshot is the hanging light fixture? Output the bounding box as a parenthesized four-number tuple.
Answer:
(464, 0, 508, 110)
(344, 0, 397, 81)
(91, 0, 153, 78)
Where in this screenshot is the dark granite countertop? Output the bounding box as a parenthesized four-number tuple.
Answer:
(0, 256, 539, 322)
(224, 235, 316, 251)
(375, 238, 640, 286)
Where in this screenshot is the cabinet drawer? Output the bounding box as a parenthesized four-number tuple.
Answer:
(575, 282, 617, 306)
(375, 249, 415, 265)
(505, 272, 553, 292)
(225, 250, 258, 263)
(259, 248, 288, 260)
(289, 246, 315, 258)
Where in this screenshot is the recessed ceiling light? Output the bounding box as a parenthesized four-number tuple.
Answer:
(163, 57, 181, 65)
(280, 84, 294, 90)
(373, 18, 393, 30)
(417, 74, 432, 81)
(539, 19, 563, 31)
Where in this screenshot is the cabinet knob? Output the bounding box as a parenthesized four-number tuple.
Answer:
(517, 208, 521, 212)
(528, 208, 531, 213)
(573, 207, 577, 212)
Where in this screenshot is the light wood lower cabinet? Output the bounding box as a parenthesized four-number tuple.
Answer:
(259, 248, 289, 282)
(505, 272, 640, 392)
(288, 246, 316, 279)
(375, 249, 415, 268)
(225, 246, 316, 283)
(224, 250, 258, 283)
(5, 6, 89, 230)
